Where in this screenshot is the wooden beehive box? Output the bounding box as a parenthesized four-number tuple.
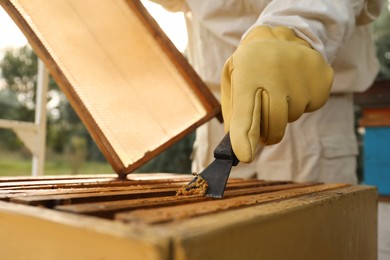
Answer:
(0, 0, 378, 259)
(0, 174, 377, 260)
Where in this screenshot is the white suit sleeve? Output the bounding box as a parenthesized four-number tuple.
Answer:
(147, 0, 185, 12)
(252, 0, 383, 63)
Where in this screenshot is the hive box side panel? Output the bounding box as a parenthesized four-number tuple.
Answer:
(172, 186, 377, 260)
(0, 201, 169, 260)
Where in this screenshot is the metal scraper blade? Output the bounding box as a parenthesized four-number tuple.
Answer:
(198, 158, 234, 198)
(189, 133, 239, 198)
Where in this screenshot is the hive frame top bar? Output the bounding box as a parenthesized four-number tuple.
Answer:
(1, 0, 221, 177)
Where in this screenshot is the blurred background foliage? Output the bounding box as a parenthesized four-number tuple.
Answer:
(373, 3, 390, 79)
(0, 45, 194, 175)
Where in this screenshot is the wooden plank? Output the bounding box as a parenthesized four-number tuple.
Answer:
(0, 178, 264, 202)
(11, 187, 180, 207)
(57, 195, 210, 219)
(0, 174, 256, 190)
(354, 79, 390, 107)
(0, 175, 193, 190)
(224, 180, 290, 190)
(359, 107, 390, 127)
(54, 182, 316, 219)
(0, 201, 169, 260)
(0, 182, 187, 200)
(0, 178, 124, 189)
(115, 183, 348, 224)
(379, 196, 390, 203)
(0, 178, 264, 197)
(0, 173, 191, 183)
(170, 185, 376, 260)
(0, 174, 116, 183)
(8, 180, 287, 207)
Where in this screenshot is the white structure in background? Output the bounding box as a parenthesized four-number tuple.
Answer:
(0, 6, 47, 176)
(0, 60, 48, 176)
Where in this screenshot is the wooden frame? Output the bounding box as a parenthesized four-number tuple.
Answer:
(0, 0, 221, 177)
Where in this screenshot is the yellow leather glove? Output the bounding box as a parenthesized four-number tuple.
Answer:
(221, 26, 334, 163)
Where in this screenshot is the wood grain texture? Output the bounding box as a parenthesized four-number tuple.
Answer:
(0, 174, 378, 260)
(170, 185, 377, 260)
(115, 183, 345, 224)
(0, 0, 221, 177)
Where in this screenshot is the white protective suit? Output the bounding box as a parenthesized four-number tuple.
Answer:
(152, 0, 382, 183)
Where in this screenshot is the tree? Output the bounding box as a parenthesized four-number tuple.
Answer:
(0, 45, 100, 164)
(1, 46, 38, 111)
(0, 45, 194, 174)
(373, 4, 390, 79)
(0, 46, 37, 151)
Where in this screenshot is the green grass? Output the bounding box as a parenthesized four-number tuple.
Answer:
(0, 152, 114, 177)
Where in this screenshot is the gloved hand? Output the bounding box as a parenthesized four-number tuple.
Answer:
(221, 26, 334, 163)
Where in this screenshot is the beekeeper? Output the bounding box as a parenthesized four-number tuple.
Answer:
(151, 0, 382, 184)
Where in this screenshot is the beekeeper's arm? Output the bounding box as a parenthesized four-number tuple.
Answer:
(222, 0, 383, 163)
(147, 0, 184, 12)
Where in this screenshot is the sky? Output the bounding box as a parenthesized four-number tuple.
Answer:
(0, 7, 28, 51)
(0, 1, 188, 52)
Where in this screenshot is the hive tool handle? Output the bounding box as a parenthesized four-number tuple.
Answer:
(214, 132, 239, 166)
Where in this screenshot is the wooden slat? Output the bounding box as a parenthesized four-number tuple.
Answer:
(115, 183, 348, 224)
(223, 180, 290, 190)
(354, 79, 390, 107)
(0, 178, 261, 201)
(8, 180, 286, 207)
(0, 176, 193, 190)
(0, 178, 258, 198)
(0, 182, 189, 200)
(359, 107, 390, 127)
(0, 174, 253, 190)
(378, 196, 390, 203)
(0, 174, 344, 226)
(0, 173, 191, 183)
(55, 182, 312, 219)
(11, 187, 180, 207)
(57, 195, 210, 219)
(0, 174, 116, 183)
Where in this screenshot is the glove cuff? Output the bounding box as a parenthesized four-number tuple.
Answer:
(241, 26, 312, 49)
